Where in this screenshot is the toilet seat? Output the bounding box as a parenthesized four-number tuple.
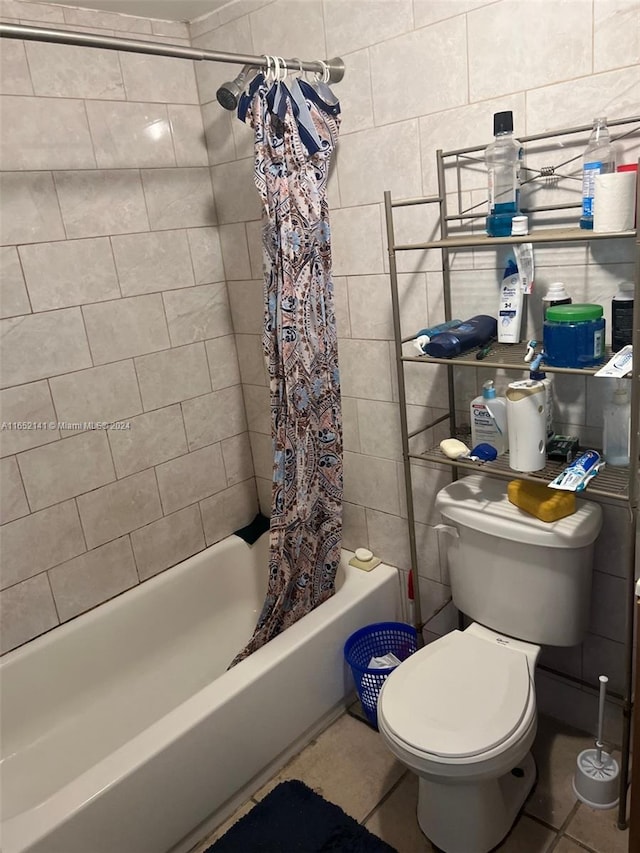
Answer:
(378, 630, 533, 761)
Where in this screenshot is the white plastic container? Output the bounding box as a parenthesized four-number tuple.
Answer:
(506, 379, 546, 472)
(470, 380, 508, 455)
(542, 282, 572, 313)
(602, 382, 631, 466)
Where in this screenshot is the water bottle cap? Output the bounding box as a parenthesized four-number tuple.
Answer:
(493, 111, 513, 135)
(510, 215, 528, 236)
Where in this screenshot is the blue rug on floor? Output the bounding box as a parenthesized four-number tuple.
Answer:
(205, 779, 398, 852)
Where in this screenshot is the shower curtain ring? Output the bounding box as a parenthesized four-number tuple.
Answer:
(272, 55, 281, 82)
(320, 59, 330, 83)
(263, 54, 273, 83)
(291, 57, 303, 77)
(278, 56, 287, 81)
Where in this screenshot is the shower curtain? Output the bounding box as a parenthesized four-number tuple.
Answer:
(231, 73, 343, 665)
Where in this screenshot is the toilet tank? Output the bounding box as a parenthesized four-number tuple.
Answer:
(435, 475, 602, 646)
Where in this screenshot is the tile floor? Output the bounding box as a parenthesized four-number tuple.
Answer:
(190, 708, 629, 853)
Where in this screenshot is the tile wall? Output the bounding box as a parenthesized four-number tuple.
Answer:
(0, 0, 258, 654)
(191, 0, 640, 735)
(0, 0, 639, 739)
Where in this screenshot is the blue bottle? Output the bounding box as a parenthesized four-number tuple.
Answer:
(425, 315, 497, 358)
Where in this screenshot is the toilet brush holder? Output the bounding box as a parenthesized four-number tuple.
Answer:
(572, 675, 620, 809)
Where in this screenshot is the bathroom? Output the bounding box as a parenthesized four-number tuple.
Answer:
(0, 0, 638, 851)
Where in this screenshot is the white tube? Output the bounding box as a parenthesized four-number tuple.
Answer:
(596, 674, 608, 763)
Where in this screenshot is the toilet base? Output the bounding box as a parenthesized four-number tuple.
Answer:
(416, 751, 536, 853)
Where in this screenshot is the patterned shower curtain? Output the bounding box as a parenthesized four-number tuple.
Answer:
(230, 73, 343, 665)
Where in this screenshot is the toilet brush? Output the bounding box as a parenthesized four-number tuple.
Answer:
(572, 675, 620, 809)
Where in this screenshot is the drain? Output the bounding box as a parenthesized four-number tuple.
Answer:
(511, 766, 525, 778)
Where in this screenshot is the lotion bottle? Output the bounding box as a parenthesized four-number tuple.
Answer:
(470, 379, 508, 455)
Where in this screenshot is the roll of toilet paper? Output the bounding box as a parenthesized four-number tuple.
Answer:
(593, 171, 636, 232)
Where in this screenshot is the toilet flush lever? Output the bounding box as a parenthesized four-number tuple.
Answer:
(434, 523, 459, 539)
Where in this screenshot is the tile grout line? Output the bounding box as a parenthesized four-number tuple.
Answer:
(359, 768, 410, 827)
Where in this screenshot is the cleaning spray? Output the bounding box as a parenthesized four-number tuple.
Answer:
(470, 379, 508, 455)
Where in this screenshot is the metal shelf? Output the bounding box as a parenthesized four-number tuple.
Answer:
(409, 446, 630, 502)
(394, 226, 637, 252)
(402, 341, 632, 377)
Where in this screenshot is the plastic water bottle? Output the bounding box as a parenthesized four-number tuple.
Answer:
(485, 111, 524, 237)
(580, 117, 616, 230)
(602, 382, 631, 466)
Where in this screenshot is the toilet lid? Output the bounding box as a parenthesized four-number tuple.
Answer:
(380, 631, 531, 759)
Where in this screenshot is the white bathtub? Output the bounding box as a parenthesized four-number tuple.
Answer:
(0, 533, 400, 853)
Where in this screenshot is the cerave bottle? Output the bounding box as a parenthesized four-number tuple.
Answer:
(470, 380, 508, 455)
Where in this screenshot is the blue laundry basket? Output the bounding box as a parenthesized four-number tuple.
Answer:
(344, 621, 417, 728)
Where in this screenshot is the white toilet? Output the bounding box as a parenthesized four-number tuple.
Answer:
(377, 475, 602, 853)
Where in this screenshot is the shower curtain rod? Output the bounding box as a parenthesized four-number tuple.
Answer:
(0, 22, 345, 83)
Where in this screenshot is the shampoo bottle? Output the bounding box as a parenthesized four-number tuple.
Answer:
(470, 379, 508, 455)
(498, 259, 524, 343)
(425, 315, 497, 358)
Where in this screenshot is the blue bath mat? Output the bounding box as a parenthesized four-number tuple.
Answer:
(205, 779, 398, 852)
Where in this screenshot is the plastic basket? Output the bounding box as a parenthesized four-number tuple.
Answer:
(344, 621, 417, 728)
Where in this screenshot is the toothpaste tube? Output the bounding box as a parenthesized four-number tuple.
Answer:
(548, 450, 605, 492)
(594, 345, 632, 378)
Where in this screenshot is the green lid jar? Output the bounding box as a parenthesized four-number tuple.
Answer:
(545, 303, 603, 323)
(543, 303, 605, 367)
